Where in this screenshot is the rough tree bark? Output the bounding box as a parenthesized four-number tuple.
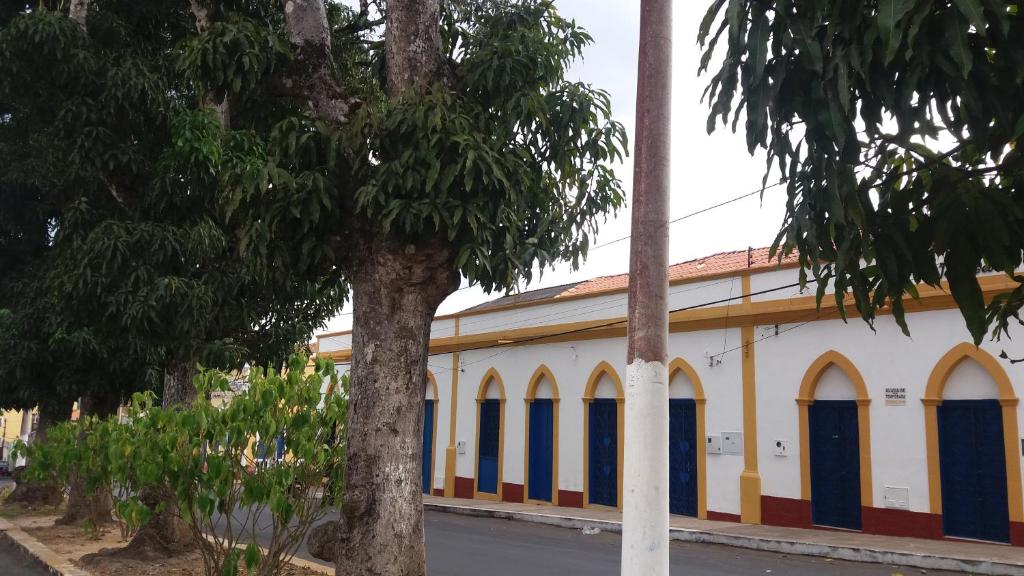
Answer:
(281, 0, 358, 124)
(69, 0, 89, 30)
(113, 357, 198, 559)
(334, 238, 458, 576)
(384, 0, 443, 95)
(58, 390, 122, 527)
(7, 400, 73, 508)
(282, 2, 452, 574)
(189, 0, 230, 126)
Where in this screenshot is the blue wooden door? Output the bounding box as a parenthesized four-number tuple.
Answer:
(275, 435, 286, 461)
(669, 399, 698, 516)
(809, 400, 862, 529)
(422, 399, 435, 494)
(528, 399, 554, 501)
(938, 399, 1009, 542)
(477, 399, 501, 494)
(588, 399, 618, 507)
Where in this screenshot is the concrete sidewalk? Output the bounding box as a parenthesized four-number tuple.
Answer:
(424, 495, 1024, 576)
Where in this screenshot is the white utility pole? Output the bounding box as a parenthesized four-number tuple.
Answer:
(622, 0, 672, 575)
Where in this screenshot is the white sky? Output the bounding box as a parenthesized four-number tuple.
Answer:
(323, 0, 787, 334)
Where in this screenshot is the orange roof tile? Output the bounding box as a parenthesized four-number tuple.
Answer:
(461, 247, 798, 313)
(558, 247, 796, 298)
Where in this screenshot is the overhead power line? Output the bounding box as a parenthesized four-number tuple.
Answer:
(435, 278, 810, 361)
(331, 181, 785, 318)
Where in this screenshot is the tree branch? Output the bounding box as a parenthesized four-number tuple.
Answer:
(189, 1, 230, 128)
(69, 0, 89, 30)
(384, 0, 443, 95)
(280, 0, 358, 125)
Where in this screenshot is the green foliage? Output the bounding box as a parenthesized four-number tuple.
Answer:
(0, 2, 345, 391)
(224, 0, 627, 293)
(18, 355, 346, 576)
(700, 0, 1024, 343)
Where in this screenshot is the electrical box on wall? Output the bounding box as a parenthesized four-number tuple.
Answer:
(773, 439, 790, 457)
(456, 440, 466, 454)
(721, 431, 744, 455)
(883, 486, 910, 509)
(706, 435, 722, 454)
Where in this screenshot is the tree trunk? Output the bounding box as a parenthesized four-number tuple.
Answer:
(329, 237, 457, 576)
(115, 357, 197, 558)
(384, 0, 443, 94)
(58, 390, 122, 527)
(162, 357, 199, 407)
(7, 400, 72, 508)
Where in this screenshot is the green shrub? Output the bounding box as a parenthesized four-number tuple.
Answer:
(19, 354, 347, 576)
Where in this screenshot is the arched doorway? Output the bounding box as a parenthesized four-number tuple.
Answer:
(924, 344, 1023, 543)
(422, 371, 439, 495)
(583, 361, 624, 509)
(474, 368, 506, 500)
(524, 365, 560, 504)
(797, 351, 872, 530)
(668, 359, 707, 518)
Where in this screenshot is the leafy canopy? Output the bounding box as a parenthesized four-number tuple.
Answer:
(221, 0, 627, 293)
(0, 2, 345, 383)
(700, 0, 1024, 343)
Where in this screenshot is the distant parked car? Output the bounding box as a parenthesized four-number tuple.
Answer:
(0, 460, 10, 476)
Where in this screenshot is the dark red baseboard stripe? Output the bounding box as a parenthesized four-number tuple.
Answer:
(502, 482, 524, 503)
(707, 510, 741, 522)
(1011, 522, 1024, 546)
(761, 496, 811, 529)
(432, 488, 444, 497)
(454, 476, 474, 499)
(558, 490, 584, 508)
(861, 506, 943, 540)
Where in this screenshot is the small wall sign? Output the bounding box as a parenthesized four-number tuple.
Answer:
(885, 387, 906, 406)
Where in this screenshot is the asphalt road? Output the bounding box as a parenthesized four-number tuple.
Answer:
(0, 536, 50, 576)
(273, 511, 967, 576)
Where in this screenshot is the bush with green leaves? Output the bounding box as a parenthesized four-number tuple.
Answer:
(19, 355, 346, 576)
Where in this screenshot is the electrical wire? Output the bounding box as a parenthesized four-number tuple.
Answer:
(434, 279, 812, 361)
(328, 181, 784, 318)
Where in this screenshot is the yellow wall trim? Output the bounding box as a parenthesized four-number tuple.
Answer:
(582, 361, 625, 510)
(922, 343, 1023, 523)
(319, 275, 1020, 364)
(795, 350, 874, 508)
(315, 261, 805, 339)
(668, 358, 708, 519)
(444, 318, 460, 497)
(740, 273, 761, 524)
(524, 364, 561, 505)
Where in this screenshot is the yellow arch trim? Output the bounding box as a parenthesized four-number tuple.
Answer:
(523, 364, 560, 505)
(668, 358, 708, 519)
(583, 361, 625, 510)
(796, 351, 874, 508)
(922, 343, 1023, 522)
(525, 364, 561, 400)
(474, 368, 506, 501)
(476, 367, 507, 401)
(424, 371, 439, 494)
(426, 370, 439, 402)
(583, 360, 625, 400)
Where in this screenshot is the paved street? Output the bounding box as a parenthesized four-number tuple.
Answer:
(282, 511, 969, 576)
(0, 536, 49, 576)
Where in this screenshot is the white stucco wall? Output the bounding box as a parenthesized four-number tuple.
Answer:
(670, 329, 745, 515)
(317, 265, 1024, 521)
(755, 308, 1024, 515)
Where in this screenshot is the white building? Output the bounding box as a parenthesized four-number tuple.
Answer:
(316, 247, 1024, 545)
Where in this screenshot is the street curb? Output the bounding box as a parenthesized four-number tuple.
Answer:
(0, 517, 94, 576)
(424, 503, 1024, 576)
